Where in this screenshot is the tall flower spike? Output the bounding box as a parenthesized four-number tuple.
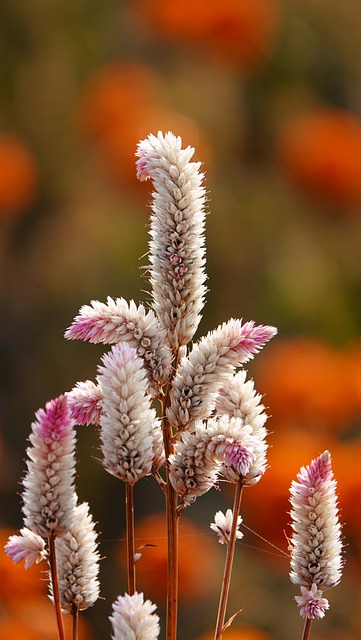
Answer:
(98, 342, 163, 483)
(65, 297, 172, 393)
(289, 450, 343, 620)
(22, 395, 77, 538)
(53, 502, 100, 613)
(167, 319, 277, 430)
(215, 370, 268, 486)
(110, 592, 160, 640)
(136, 131, 207, 351)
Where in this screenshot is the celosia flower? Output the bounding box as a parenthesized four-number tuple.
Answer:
(67, 380, 103, 426)
(289, 450, 343, 619)
(136, 131, 207, 350)
(22, 395, 77, 537)
(167, 320, 276, 430)
(295, 584, 330, 620)
(65, 297, 172, 392)
(169, 415, 257, 504)
(53, 502, 100, 613)
(216, 371, 268, 486)
(5, 528, 47, 568)
(110, 592, 160, 640)
(98, 342, 163, 483)
(210, 509, 243, 545)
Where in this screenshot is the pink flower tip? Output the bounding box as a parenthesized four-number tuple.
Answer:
(5, 528, 47, 569)
(33, 395, 74, 442)
(295, 585, 329, 619)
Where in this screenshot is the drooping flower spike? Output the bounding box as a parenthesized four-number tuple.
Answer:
(289, 450, 343, 620)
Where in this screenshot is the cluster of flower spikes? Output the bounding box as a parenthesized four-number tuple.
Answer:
(5, 395, 101, 615)
(65, 131, 276, 505)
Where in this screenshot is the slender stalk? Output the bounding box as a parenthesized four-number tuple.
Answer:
(214, 480, 244, 640)
(71, 604, 79, 640)
(161, 347, 181, 640)
(48, 532, 66, 640)
(301, 617, 312, 640)
(125, 482, 136, 595)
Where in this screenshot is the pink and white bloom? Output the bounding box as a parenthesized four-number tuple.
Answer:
(216, 371, 268, 486)
(67, 380, 103, 426)
(98, 343, 163, 483)
(289, 450, 343, 619)
(136, 131, 207, 351)
(22, 395, 77, 537)
(295, 584, 330, 620)
(167, 320, 277, 430)
(65, 297, 172, 393)
(5, 527, 47, 568)
(210, 509, 243, 545)
(110, 592, 160, 640)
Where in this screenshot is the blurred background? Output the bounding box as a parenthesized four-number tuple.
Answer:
(1, 0, 361, 638)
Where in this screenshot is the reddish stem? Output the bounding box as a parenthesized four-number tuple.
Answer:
(214, 481, 243, 640)
(49, 532, 66, 640)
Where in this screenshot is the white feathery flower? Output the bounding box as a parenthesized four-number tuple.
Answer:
(167, 320, 276, 430)
(65, 297, 172, 392)
(210, 509, 243, 545)
(136, 131, 207, 350)
(216, 371, 268, 486)
(22, 395, 77, 537)
(67, 380, 103, 426)
(5, 527, 47, 568)
(53, 502, 100, 613)
(98, 342, 163, 483)
(110, 592, 160, 640)
(169, 416, 257, 505)
(289, 450, 343, 620)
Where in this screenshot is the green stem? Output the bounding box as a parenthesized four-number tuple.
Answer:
(214, 481, 243, 640)
(48, 532, 66, 640)
(126, 482, 136, 595)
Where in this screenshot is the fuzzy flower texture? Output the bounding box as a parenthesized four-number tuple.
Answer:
(289, 451, 343, 620)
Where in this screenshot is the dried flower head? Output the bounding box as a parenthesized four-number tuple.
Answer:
(53, 502, 100, 613)
(98, 342, 163, 483)
(5, 528, 47, 569)
(22, 395, 77, 537)
(210, 509, 243, 545)
(110, 591, 160, 640)
(289, 450, 343, 619)
(136, 131, 207, 351)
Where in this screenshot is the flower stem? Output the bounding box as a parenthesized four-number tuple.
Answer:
(72, 604, 79, 640)
(125, 482, 136, 595)
(302, 617, 312, 640)
(214, 480, 244, 640)
(48, 532, 66, 640)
